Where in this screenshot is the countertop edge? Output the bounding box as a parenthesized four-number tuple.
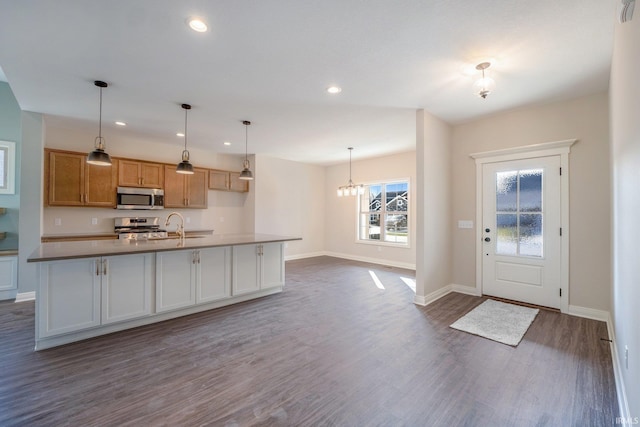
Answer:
(27, 235, 302, 263)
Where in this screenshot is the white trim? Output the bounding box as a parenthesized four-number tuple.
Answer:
(472, 139, 575, 313)
(324, 251, 416, 270)
(413, 285, 452, 306)
(0, 140, 16, 194)
(606, 313, 631, 423)
(567, 305, 609, 322)
(284, 251, 327, 261)
(470, 139, 577, 160)
(451, 283, 481, 296)
(15, 291, 35, 302)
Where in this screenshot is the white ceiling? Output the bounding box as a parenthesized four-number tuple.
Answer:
(0, 0, 615, 165)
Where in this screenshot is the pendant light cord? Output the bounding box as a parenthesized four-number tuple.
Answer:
(98, 86, 103, 140)
(245, 123, 248, 161)
(184, 107, 188, 151)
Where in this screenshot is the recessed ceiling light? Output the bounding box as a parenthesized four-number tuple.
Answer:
(327, 86, 342, 94)
(176, 132, 185, 137)
(187, 17, 208, 32)
(115, 121, 126, 126)
(223, 141, 231, 146)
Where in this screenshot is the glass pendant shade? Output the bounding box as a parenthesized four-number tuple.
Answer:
(176, 104, 195, 174)
(474, 62, 495, 99)
(239, 121, 254, 181)
(87, 81, 112, 166)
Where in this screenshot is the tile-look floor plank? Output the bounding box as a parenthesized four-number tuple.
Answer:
(0, 256, 618, 426)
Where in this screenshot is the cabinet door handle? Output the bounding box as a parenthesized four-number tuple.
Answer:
(95, 259, 100, 276)
(102, 259, 108, 275)
(192, 251, 197, 264)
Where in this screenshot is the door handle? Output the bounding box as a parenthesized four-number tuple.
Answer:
(484, 237, 491, 242)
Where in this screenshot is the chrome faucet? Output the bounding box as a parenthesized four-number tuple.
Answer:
(165, 212, 185, 244)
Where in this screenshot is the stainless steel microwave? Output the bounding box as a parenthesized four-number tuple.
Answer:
(116, 187, 164, 210)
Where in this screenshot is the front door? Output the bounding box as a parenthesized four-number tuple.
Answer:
(482, 156, 562, 309)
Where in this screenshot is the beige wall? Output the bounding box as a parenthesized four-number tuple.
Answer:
(451, 92, 611, 311)
(415, 110, 452, 299)
(610, 14, 640, 418)
(325, 151, 416, 269)
(253, 155, 325, 258)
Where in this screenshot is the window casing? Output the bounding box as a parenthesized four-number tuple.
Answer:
(357, 181, 409, 245)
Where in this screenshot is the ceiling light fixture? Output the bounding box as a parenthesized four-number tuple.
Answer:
(474, 62, 495, 99)
(238, 120, 254, 181)
(87, 80, 112, 166)
(187, 17, 208, 32)
(327, 86, 342, 94)
(337, 147, 363, 197)
(176, 104, 194, 175)
(223, 141, 232, 146)
(115, 121, 126, 126)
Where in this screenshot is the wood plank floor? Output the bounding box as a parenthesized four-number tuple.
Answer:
(0, 256, 618, 426)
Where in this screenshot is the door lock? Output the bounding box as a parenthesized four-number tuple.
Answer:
(484, 237, 491, 242)
(485, 228, 490, 233)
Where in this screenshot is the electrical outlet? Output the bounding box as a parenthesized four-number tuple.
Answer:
(54, 218, 62, 226)
(624, 346, 629, 369)
(458, 220, 474, 229)
(185, 217, 191, 224)
(91, 218, 98, 225)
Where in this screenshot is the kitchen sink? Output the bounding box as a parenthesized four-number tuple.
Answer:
(147, 235, 207, 241)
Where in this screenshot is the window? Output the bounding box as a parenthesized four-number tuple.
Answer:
(358, 181, 409, 245)
(0, 141, 15, 195)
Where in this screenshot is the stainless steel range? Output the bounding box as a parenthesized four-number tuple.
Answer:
(115, 217, 168, 240)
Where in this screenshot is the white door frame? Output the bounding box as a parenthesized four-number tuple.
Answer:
(470, 139, 576, 313)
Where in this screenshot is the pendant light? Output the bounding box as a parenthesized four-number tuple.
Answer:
(238, 120, 254, 180)
(473, 62, 495, 99)
(337, 147, 363, 197)
(176, 103, 194, 175)
(86, 81, 112, 166)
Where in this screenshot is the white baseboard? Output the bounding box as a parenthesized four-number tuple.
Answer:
(606, 313, 631, 424)
(414, 285, 452, 306)
(15, 291, 35, 302)
(451, 284, 481, 296)
(284, 251, 326, 261)
(567, 305, 609, 322)
(324, 251, 416, 270)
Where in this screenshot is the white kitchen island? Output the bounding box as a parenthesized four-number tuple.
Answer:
(28, 234, 300, 350)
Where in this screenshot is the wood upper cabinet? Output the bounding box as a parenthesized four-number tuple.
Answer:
(163, 165, 208, 208)
(209, 169, 249, 193)
(118, 160, 164, 188)
(46, 150, 117, 207)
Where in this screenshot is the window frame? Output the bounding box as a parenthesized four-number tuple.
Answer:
(356, 179, 410, 248)
(0, 141, 16, 195)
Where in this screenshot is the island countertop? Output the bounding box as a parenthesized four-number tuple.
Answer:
(28, 233, 302, 263)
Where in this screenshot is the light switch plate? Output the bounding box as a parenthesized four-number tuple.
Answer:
(458, 220, 473, 229)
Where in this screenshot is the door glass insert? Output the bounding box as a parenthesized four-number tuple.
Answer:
(496, 168, 543, 257)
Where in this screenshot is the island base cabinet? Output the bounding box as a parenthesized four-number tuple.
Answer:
(156, 250, 196, 312)
(232, 243, 284, 296)
(197, 247, 231, 303)
(38, 259, 101, 338)
(101, 254, 154, 324)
